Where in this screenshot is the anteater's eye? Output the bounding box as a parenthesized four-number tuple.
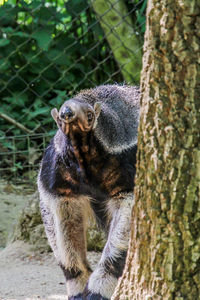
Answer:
(87, 111, 93, 123)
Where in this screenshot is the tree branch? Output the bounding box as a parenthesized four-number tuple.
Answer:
(0, 112, 33, 134)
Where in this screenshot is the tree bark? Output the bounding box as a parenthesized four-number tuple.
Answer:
(91, 0, 142, 83)
(112, 0, 200, 299)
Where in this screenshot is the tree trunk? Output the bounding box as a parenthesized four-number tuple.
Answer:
(112, 0, 200, 299)
(91, 0, 142, 83)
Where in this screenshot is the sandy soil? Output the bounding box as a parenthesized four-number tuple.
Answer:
(0, 241, 101, 300)
(0, 180, 101, 300)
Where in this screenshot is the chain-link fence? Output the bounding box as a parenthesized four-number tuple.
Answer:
(0, 0, 146, 182)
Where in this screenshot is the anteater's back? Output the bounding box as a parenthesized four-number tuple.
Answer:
(74, 84, 140, 153)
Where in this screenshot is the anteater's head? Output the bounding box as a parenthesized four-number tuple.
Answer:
(51, 99, 101, 135)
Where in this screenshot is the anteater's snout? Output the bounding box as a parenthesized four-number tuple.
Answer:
(60, 107, 75, 122)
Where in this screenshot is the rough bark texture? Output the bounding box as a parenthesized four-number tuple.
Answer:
(91, 0, 142, 83)
(112, 0, 200, 299)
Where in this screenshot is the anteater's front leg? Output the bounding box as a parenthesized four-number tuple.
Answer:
(84, 192, 133, 300)
(54, 197, 93, 299)
(39, 186, 92, 299)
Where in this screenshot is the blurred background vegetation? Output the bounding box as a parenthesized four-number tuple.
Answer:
(0, 0, 146, 182)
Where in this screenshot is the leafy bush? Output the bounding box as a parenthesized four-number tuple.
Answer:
(0, 0, 123, 137)
(0, 0, 146, 179)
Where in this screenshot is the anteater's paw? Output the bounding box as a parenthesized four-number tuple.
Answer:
(83, 292, 109, 300)
(68, 294, 83, 300)
(82, 286, 109, 300)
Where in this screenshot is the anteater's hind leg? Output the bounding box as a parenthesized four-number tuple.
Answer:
(83, 192, 133, 300)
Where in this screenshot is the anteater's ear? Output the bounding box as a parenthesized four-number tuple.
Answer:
(94, 102, 101, 119)
(51, 108, 58, 122)
(51, 108, 61, 128)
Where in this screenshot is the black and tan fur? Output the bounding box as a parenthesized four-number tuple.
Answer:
(38, 85, 140, 300)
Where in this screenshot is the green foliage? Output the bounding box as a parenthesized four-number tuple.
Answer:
(0, 0, 122, 137)
(0, 0, 146, 179)
(135, 0, 147, 33)
(126, 0, 147, 35)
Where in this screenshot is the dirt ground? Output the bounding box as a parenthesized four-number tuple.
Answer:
(0, 241, 101, 300)
(0, 180, 101, 300)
